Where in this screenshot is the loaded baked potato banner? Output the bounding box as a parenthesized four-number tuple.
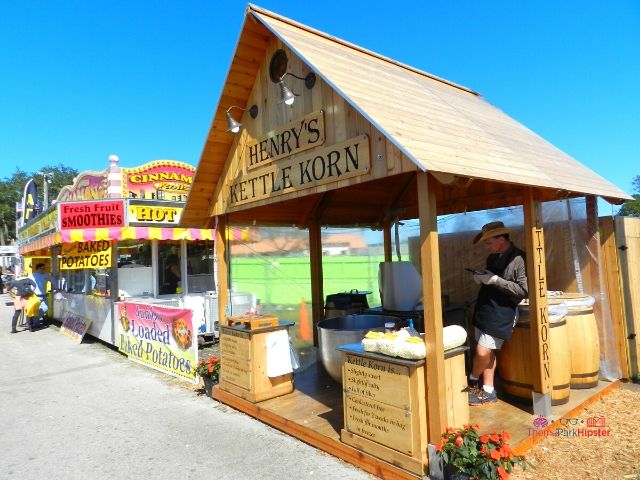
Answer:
(116, 302, 197, 382)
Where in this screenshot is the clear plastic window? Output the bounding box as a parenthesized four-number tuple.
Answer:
(158, 241, 181, 294)
(186, 240, 215, 293)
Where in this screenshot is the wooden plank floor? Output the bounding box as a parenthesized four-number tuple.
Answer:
(213, 358, 619, 479)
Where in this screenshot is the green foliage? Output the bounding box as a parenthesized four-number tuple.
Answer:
(0, 164, 78, 242)
(618, 175, 640, 217)
(618, 194, 640, 217)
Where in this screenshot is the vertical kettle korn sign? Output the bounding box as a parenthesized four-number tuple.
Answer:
(226, 110, 371, 208)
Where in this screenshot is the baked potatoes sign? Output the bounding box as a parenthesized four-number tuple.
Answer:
(59, 240, 112, 270)
(116, 302, 197, 382)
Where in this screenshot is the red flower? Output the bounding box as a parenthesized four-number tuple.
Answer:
(480, 446, 487, 454)
(455, 436, 463, 447)
(446, 427, 456, 434)
(497, 466, 509, 479)
(480, 435, 489, 444)
(490, 433, 500, 443)
(436, 442, 443, 452)
(500, 444, 512, 458)
(501, 431, 511, 442)
(490, 449, 501, 461)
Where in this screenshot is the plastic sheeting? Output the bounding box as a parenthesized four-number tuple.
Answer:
(419, 198, 621, 381)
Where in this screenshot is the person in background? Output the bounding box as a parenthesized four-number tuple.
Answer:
(0, 267, 4, 294)
(31, 263, 58, 326)
(466, 221, 528, 406)
(163, 254, 181, 294)
(6, 273, 38, 333)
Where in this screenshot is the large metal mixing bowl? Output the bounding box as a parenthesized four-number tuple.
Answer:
(317, 314, 400, 383)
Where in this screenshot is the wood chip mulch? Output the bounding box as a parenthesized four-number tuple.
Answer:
(510, 385, 640, 479)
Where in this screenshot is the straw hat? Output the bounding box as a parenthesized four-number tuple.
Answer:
(473, 221, 510, 245)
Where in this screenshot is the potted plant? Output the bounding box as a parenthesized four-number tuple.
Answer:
(436, 424, 532, 479)
(194, 355, 220, 398)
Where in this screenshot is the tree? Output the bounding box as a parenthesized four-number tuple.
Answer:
(0, 164, 78, 243)
(618, 176, 640, 217)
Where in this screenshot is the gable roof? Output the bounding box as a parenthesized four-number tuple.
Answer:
(182, 4, 630, 227)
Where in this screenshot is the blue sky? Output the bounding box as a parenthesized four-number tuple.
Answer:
(2, 1, 639, 205)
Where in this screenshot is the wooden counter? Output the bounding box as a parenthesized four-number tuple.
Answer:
(218, 321, 295, 403)
(337, 343, 469, 476)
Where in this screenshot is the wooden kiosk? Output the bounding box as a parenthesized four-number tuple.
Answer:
(182, 5, 631, 478)
(338, 344, 468, 476)
(218, 320, 295, 402)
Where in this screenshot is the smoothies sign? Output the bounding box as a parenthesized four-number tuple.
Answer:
(117, 302, 197, 382)
(59, 200, 125, 230)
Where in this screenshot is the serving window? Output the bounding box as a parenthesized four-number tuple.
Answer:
(117, 240, 153, 297)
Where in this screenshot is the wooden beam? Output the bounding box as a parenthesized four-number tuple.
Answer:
(586, 197, 618, 381)
(383, 222, 392, 262)
(417, 172, 447, 441)
(522, 187, 552, 414)
(309, 222, 324, 347)
(216, 215, 229, 325)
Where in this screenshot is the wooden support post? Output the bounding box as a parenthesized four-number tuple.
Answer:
(383, 222, 392, 262)
(523, 188, 552, 415)
(586, 196, 607, 348)
(309, 222, 324, 347)
(417, 172, 447, 441)
(216, 215, 229, 325)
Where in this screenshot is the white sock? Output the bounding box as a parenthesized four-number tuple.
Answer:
(483, 385, 494, 394)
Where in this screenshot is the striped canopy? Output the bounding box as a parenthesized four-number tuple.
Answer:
(19, 227, 216, 255)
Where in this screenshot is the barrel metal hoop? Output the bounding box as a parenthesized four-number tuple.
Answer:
(571, 370, 599, 378)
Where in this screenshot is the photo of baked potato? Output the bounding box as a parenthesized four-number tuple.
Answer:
(119, 306, 130, 332)
(172, 317, 192, 350)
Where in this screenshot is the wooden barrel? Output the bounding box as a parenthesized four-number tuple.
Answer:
(498, 307, 571, 406)
(555, 293, 600, 389)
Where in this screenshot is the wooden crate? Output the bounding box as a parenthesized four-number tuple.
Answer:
(218, 323, 294, 403)
(228, 314, 279, 330)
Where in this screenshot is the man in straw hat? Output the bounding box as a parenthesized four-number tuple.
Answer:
(466, 221, 528, 406)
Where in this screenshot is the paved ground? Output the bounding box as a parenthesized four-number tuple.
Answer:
(0, 293, 372, 480)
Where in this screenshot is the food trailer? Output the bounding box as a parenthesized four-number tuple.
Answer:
(181, 5, 631, 478)
(17, 157, 223, 380)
